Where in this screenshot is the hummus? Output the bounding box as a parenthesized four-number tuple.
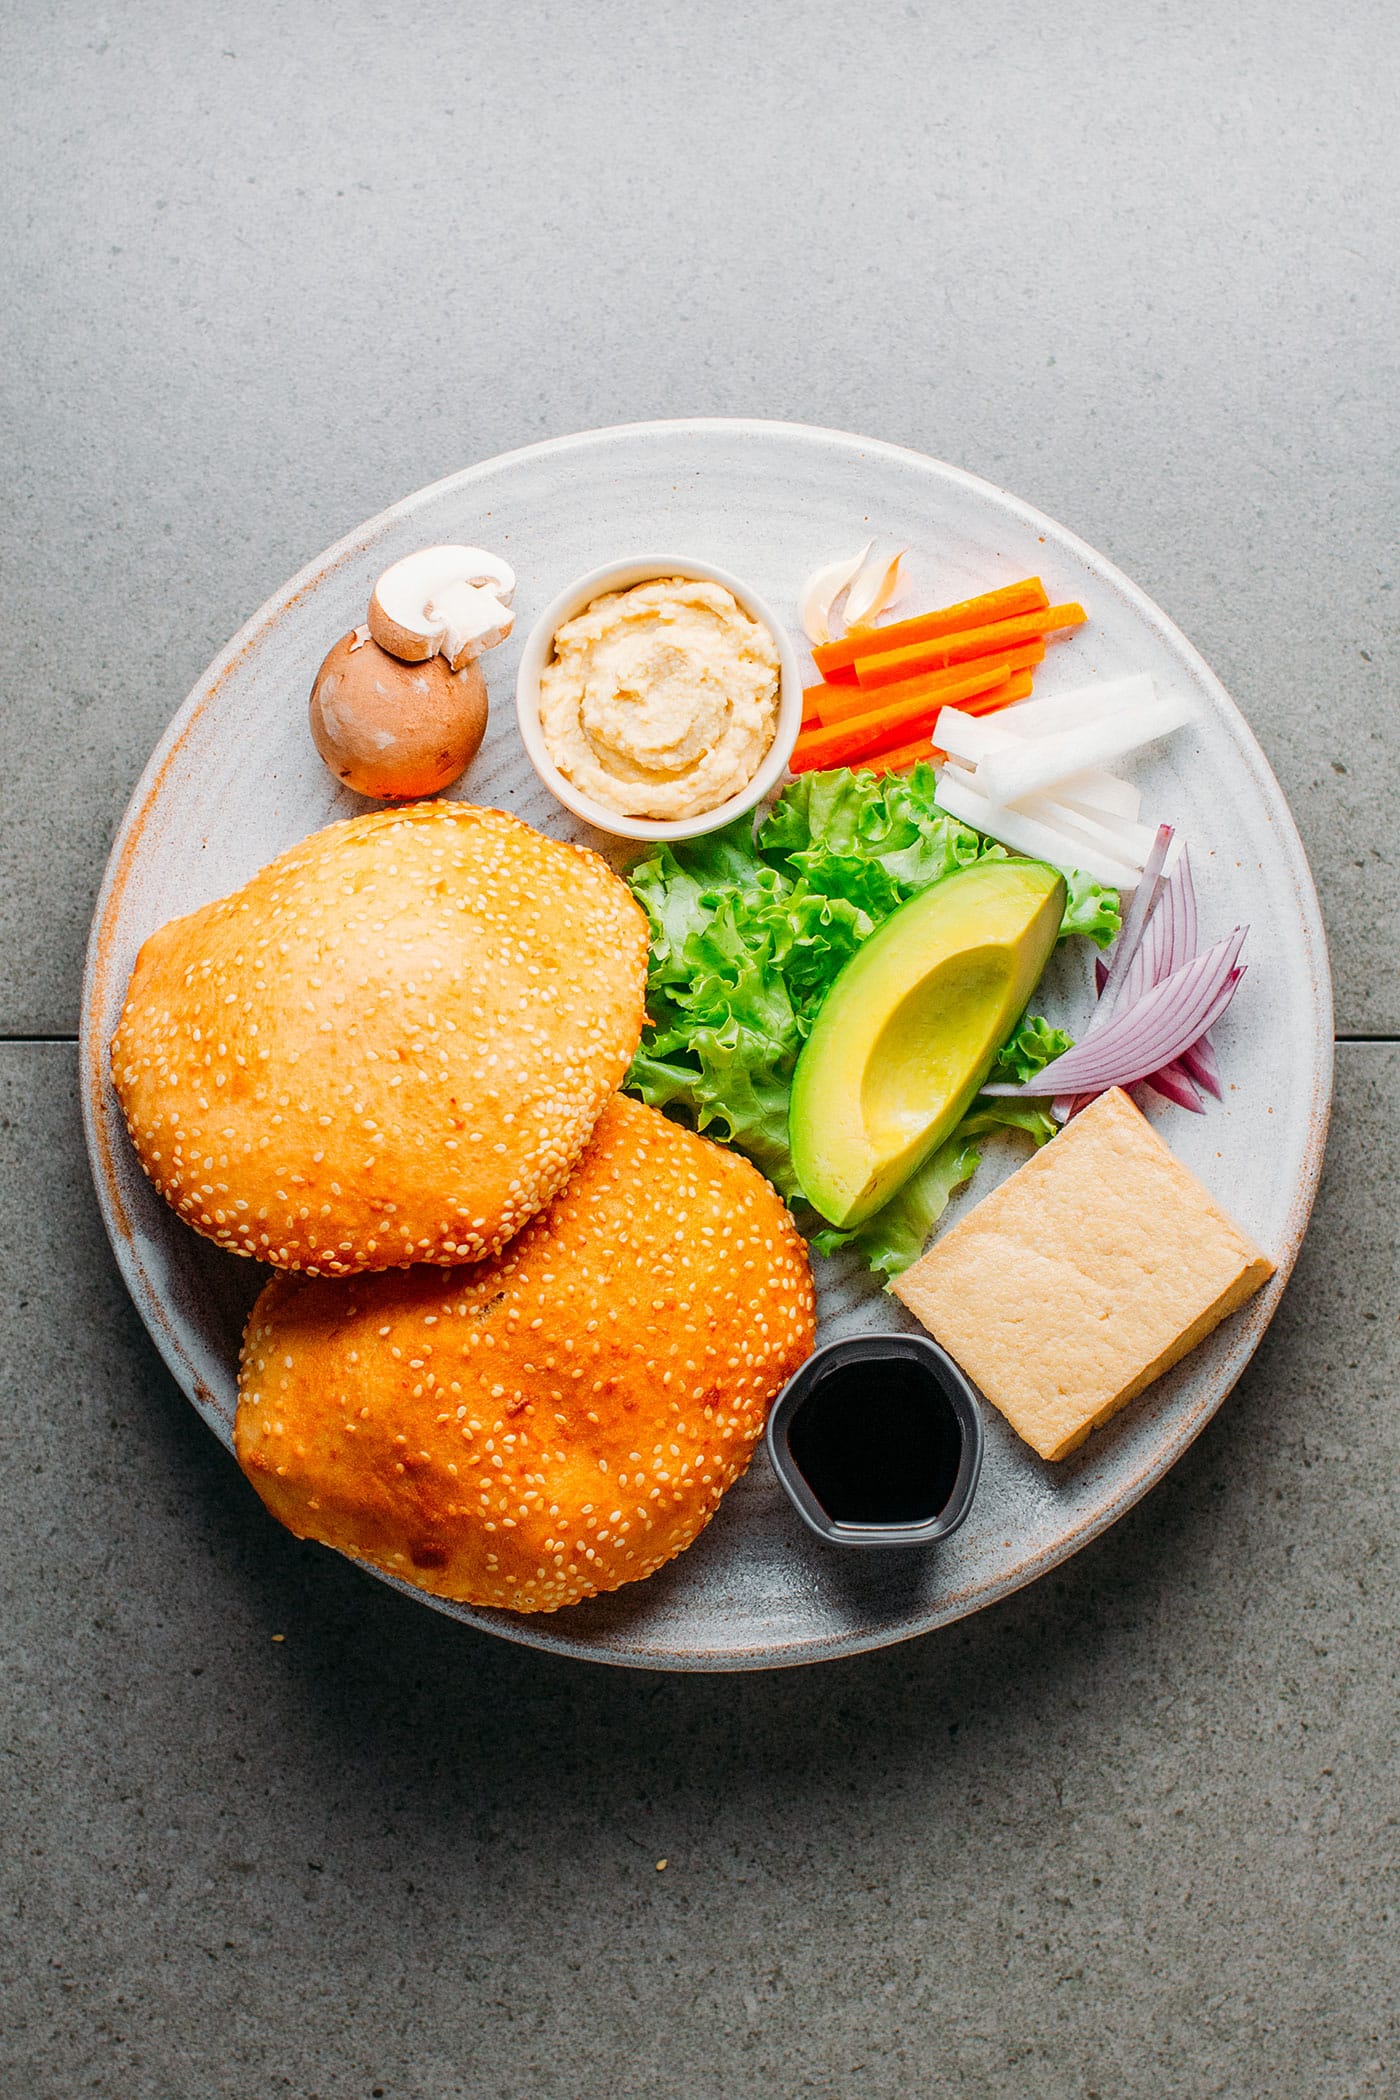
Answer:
(538, 577, 781, 820)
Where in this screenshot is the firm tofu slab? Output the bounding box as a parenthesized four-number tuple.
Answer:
(891, 1087, 1275, 1461)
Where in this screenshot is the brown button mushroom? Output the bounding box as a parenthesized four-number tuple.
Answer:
(308, 628, 488, 799)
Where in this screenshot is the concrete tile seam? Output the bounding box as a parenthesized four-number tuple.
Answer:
(8, 1031, 1399, 1045)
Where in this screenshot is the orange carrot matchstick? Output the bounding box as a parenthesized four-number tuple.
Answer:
(858, 735, 943, 776)
(816, 641, 1045, 724)
(853, 603, 1086, 690)
(958, 670, 1037, 717)
(812, 576, 1049, 676)
(791, 673, 1012, 774)
(803, 650, 1034, 732)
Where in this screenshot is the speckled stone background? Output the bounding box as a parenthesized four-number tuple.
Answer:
(2, 3, 1396, 2097)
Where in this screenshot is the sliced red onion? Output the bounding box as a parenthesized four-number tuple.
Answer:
(1122, 883, 1170, 1008)
(1068, 949, 1246, 1092)
(1150, 848, 1218, 1095)
(1032, 843, 1233, 1120)
(1138, 849, 1214, 1098)
(1098, 823, 1174, 1015)
(1140, 1060, 1205, 1113)
(1123, 849, 1194, 1007)
(1052, 977, 1243, 1120)
(984, 931, 1247, 1097)
(1077, 846, 1219, 1108)
(1173, 846, 1199, 964)
(1178, 1033, 1223, 1100)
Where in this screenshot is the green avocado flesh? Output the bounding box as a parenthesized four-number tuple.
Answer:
(790, 858, 1067, 1229)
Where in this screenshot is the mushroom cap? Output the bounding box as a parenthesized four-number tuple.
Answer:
(309, 629, 488, 799)
(110, 803, 649, 1275)
(368, 545, 516, 670)
(234, 1094, 816, 1612)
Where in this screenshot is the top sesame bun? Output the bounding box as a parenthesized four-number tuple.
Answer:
(235, 1094, 816, 1612)
(110, 803, 648, 1275)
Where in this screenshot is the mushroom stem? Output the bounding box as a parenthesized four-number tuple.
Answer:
(424, 578, 514, 663)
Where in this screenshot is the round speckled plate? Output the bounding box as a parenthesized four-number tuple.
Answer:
(80, 421, 1332, 1670)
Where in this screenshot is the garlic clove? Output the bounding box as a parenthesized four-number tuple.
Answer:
(799, 543, 873, 645)
(843, 545, 908, 633)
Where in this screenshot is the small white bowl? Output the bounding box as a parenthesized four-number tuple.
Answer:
(515, 555, 803, 842)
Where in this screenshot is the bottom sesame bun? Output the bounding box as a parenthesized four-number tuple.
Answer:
(235, 1096, 815, 1612)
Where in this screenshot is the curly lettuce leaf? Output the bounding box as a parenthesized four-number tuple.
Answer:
(624, 765, 1115, 1270)
(1061, 864, 1122, 948)
(628, 1027, 801, 1200)
(812, 1134, 983, 1278)
(759, 760, 998, 906)
(987, 1012, 1074, 1087)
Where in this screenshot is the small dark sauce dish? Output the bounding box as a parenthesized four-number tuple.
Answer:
(767, 1333, 983, 1550)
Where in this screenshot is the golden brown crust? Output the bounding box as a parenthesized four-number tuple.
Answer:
(234, 1095, 816, 1611)
(110, 803, 648, 1274)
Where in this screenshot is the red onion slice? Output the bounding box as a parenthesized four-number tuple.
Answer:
(1139, 849, 1203, 1094)
(1140, 1060, 1205, 1113)
(1179, 1033, 1223, 1099)
(1098, 823, 1175, 1015)
(1173, 846, 1199, 965)
(1124, 848, 1196, 1007)
(1073, 846, 1219, 1110)
(984, 931, 1247, 1097)
(1028, 844, 1231, 1120)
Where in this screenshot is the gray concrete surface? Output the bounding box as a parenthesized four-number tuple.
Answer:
(2, 2, 1398, 2096)
(2, 0, 1398, 1037)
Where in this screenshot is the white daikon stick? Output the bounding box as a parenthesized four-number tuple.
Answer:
(934, 771, 1141, 890)
(983, 672, 1157, 742)
(977, 690, 1196, 807)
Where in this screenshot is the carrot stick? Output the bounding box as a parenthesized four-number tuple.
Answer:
(853, 603, 1085, 689)
(803, 650, 1033, 734)
(959, 670, 1036, 717)
(812, 577, 1048, 676)
(819, 670, 1041, 780)
(805, 659, 993, 730)
(816, 640, 1045, 725)
(790, 672, 1013, 775)
(859, 736, 943, 776)
(873, 672, 1034, 745)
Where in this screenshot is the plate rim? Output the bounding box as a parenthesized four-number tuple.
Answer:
(80, 416, 1335, 1671)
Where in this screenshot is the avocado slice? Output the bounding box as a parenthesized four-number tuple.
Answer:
(791, 857, 1066, 1228)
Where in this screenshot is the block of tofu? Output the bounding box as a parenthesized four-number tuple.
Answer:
(891, 1087, 1275, 1461)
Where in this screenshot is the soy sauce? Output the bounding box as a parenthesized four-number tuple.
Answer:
(785, 1357, 963, 1527)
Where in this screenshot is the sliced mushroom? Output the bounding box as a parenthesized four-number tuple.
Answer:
(368, 545, 517, 670)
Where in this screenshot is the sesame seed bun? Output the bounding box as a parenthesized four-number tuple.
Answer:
(110, 803, 648, 1274)
(234, 1095, 816, 1612)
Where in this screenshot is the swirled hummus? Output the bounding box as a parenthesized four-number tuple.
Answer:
(538, 577, 781, 820)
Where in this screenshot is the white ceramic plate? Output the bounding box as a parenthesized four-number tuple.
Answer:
(81, 421, 1332, 1671)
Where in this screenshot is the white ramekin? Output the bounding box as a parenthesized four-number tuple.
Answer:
(514, 555, 803, 842)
